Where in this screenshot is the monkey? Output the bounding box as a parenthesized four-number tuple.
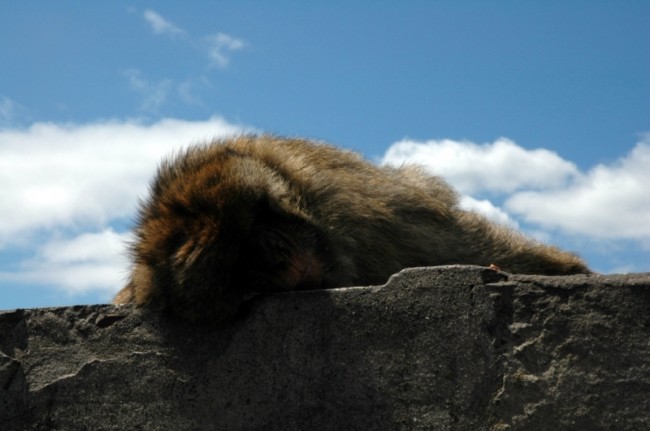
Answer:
(113, 135, 591, 321)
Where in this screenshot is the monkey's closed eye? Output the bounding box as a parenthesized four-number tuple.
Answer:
(255, 229, 295, 269)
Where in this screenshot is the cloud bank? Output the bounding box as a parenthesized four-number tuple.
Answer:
(383, 138, 579, 194)
(381, 136, 650, 243)
(1, 230, 132, 296)
(2, 122, 648, 299)
(0, 117, 249, 295)
(506, 139, 650, 239)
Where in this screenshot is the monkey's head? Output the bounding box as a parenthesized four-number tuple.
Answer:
(126, 146, 332, 321)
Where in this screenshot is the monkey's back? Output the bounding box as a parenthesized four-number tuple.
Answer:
(203, 135, 469, 283)
(219, 135, 589, 278)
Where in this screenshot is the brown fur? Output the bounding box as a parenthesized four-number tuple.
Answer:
(114, 135, 590, 321)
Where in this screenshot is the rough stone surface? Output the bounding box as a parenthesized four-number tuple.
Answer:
(1, 265, 649, 430)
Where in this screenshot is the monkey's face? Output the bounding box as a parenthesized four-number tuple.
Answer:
(126, 145, 342, 321)
(236, 202, 327, 292)
(134, 188, 331, 321)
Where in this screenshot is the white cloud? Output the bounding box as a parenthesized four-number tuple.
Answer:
(382, 138, 579, 194)
(458, 196, 519, 228)
(4, 126, 647, 296)
(143, 9, 185, 37)
(0, 117, 249, 247)
(0, 229, 132, 295)
(205, 33, 246, 68)
(506, 137, 650, 240)
(381, 135, 650, 245)
(0, 117, 250, 296)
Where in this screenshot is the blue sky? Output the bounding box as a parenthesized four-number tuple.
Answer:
(1, 2, 648, 310)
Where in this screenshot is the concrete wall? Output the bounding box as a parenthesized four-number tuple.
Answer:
(1, 266, 649, 430)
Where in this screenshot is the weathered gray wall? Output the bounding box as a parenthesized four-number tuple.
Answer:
(1, 266, 649, 430)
